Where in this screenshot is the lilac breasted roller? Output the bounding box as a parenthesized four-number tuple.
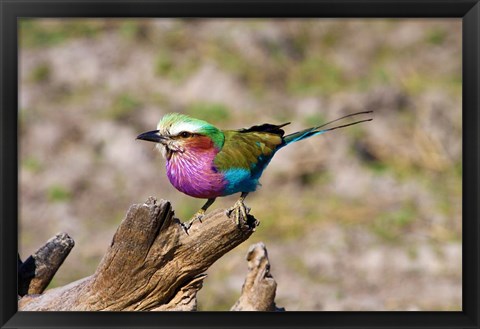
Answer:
(137, 111, 372, 229)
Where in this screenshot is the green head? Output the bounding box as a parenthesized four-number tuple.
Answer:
(137, 113, 225, 159)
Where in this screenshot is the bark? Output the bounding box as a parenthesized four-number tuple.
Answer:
(231, 242, 285, 311)
(19, 197, 259, 311)
(18, 232, 74, 296)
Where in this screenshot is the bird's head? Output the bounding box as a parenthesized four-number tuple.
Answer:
(137, 113, 225, 160)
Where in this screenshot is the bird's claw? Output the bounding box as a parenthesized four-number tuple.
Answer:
(182, 211, 205, 233)
(181, 222, 190, 235)
(226, 200, 250, 227)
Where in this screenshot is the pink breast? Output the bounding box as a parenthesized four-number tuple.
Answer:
(166, 149, 226, 199)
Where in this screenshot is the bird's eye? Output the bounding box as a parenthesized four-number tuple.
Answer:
(179, 131, 192, 138)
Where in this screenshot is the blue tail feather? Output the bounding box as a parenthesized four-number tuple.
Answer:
(283, 111, 373, 145)
(284, 128, 327, 144)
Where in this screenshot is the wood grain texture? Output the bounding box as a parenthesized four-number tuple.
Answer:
(231, 242, 284, 311)
(18, 197, 259, 311)
(18, 232, 74, 296)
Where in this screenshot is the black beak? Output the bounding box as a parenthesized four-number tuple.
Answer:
(136, 130, 167, 144)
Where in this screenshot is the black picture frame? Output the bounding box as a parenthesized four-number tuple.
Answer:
(1, 1, 478, 328)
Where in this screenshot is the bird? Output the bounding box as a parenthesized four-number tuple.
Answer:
(137, 111, 373, 230)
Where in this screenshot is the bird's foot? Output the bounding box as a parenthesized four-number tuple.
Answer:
(182, 210, 205, 233)
(226, 199, 251, 227)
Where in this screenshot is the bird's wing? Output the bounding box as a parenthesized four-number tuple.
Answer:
(214, 127, 286, 172)
(236, 122, 290, 135)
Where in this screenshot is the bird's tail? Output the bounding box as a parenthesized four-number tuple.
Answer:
(283, 110, 373, 145)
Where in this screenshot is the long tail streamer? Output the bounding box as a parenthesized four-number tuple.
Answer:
(283, 110, 373, 145)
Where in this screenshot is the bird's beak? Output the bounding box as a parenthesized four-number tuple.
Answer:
(136, 130, 169, 144)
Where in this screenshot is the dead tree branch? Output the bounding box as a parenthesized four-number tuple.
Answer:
(18, 232, 74, 296)
(231, 242, 284, 311)
(19, 197, 258, 311)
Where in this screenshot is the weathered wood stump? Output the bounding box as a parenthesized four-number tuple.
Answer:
(18, 232, 74, 297)
(18, 197, 282, 311)
(232, 242, 284, 311)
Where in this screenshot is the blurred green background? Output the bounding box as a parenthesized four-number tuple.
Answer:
(19, 18, 461, 311)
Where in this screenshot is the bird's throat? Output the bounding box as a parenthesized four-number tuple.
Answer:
(166, 148, 226, 199)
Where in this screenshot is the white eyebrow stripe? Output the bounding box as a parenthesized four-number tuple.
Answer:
(168, 122, 203, 136)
